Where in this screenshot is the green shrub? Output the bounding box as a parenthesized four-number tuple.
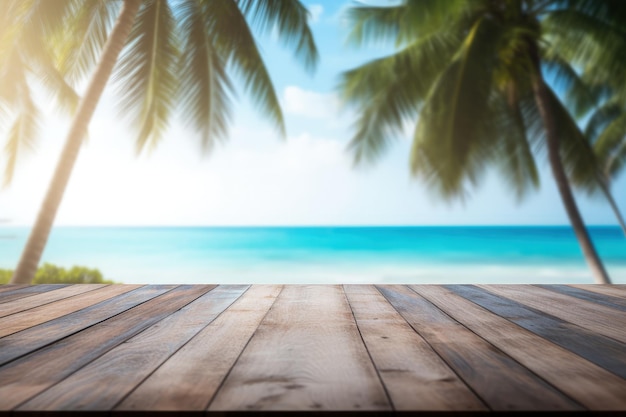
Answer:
(0, 269, 11, 284)
(0, 264, 115, 284)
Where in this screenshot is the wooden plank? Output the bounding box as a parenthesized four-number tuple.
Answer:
(569, 284, 626, 299)
(0, 285, 214, 410)
(208, 285, 390, 411)
(0, 285, 27, 295)
(0, 284, 106, 318)
(449, 285, 626, 379)
(479, 285, 626, 344)
(414, 285, 626, 410)
(536, 284, 626, 312)
(0, 285, 70, 304)
(0, 285, 170, 366)
(377, 285, 582, 411)
(20, 285, 247, 411)
(343, 285, 486, 411)
(116, 285, 281, 411)
(0, 285, 140, 338)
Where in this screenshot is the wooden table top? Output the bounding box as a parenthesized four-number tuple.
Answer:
(0, 283, 625, 413)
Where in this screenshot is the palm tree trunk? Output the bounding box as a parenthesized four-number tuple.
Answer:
(10, 0, 142, 284)
(599, 180, 626, 236)
(531, 74, 612, 284)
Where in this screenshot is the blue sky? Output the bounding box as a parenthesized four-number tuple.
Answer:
(0, 0, 623, 226)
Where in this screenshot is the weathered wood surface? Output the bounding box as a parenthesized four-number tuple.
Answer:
(0, 284, 70, 304)
(0, 284, 624, 413)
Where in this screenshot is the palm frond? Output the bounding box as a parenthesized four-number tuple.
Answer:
(1, 0, 72, 48)
(490, 88, 540, 202)
(345, 0, 469, 48)
(206, 0, 286, 138)
(0, 1, 27, 59)
(0, 0, 72, 186)
(541, 52, 604, 119)
(177, 0, 233, 151)
(339, 30, 462, 164)
(238, 0, 318, 72)
(517, 93, 548, 157)
(3, 112, 40, 188)
(604, 138, 626, 180)
(2, 84, 40, 187)
(410, 17, 504, 199)
(345, 4, 408, 47)
(543, 84, 601, 194)
(23, 0, 74, 36)
(557, 0, 626, 25)
(595, 112, 626, 179)
(543, 8, 626, 88)
(115, 0, 178, 153)
(54, 0, 120, 86)
(2, 0, 74, 73)
(4, 0, 80, 114)
(32, 49, 80, 114)
(0, 48, 24, 108)
(584, 100, 623, 143)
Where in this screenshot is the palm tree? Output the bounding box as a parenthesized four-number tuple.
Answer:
(338, 0, 626, 284)
(540, 2, 626, 235)
(547, 0, 626, 105)
(0, 0, 79, 186)
(9, 0, 318, 284)
(592, 105, 626, 235)
(571, 92, 626, 235)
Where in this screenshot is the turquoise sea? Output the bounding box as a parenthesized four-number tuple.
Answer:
(1, 226, 625, 284)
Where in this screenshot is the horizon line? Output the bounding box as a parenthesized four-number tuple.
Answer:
(0, 224, 620, 228)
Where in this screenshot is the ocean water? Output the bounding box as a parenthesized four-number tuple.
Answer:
(0, 226, 625, 284)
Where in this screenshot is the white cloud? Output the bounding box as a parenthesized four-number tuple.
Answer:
(308, 4, 324, 24)
(282, 86, 341, 120)
(277, 132, 346, 169)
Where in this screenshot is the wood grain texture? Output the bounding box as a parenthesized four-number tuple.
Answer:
(0, 285, 167, 366)
(0, 284, 105, 318)
(479, 285, 626, 344)
(0, 285, 213, 410)
(0, 285, 70, 304)
(448, 285, 626, 379)
(415, 285, 626, 410)
(378, 285, 582, 411)
(0, 285, 27, 295)
(20, 285, 244, 411)
(569, 284, 626, 299)
(209, 285, 390, 411)
(117, 285, 282, 411)
(536, 284, 626, 312)
(0, 284, 624, 413)
(343, 285, 486, 411)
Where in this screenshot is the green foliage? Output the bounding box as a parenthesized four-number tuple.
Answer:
(2, 0, 319, 180)
(596, 113, 626, 180)
(543, 1, 626, 101)
(338, 0, 626, 202)
(411, 17, 505, 199)
(0, 0, 80, 186)
(116, 0, 178, 153)
(53, 0, 120, 87)
(0, 269, 11, 284)
(0, 263, 115, 284)
(90, 0, 317, 153)
(573, 95, 626, 192)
